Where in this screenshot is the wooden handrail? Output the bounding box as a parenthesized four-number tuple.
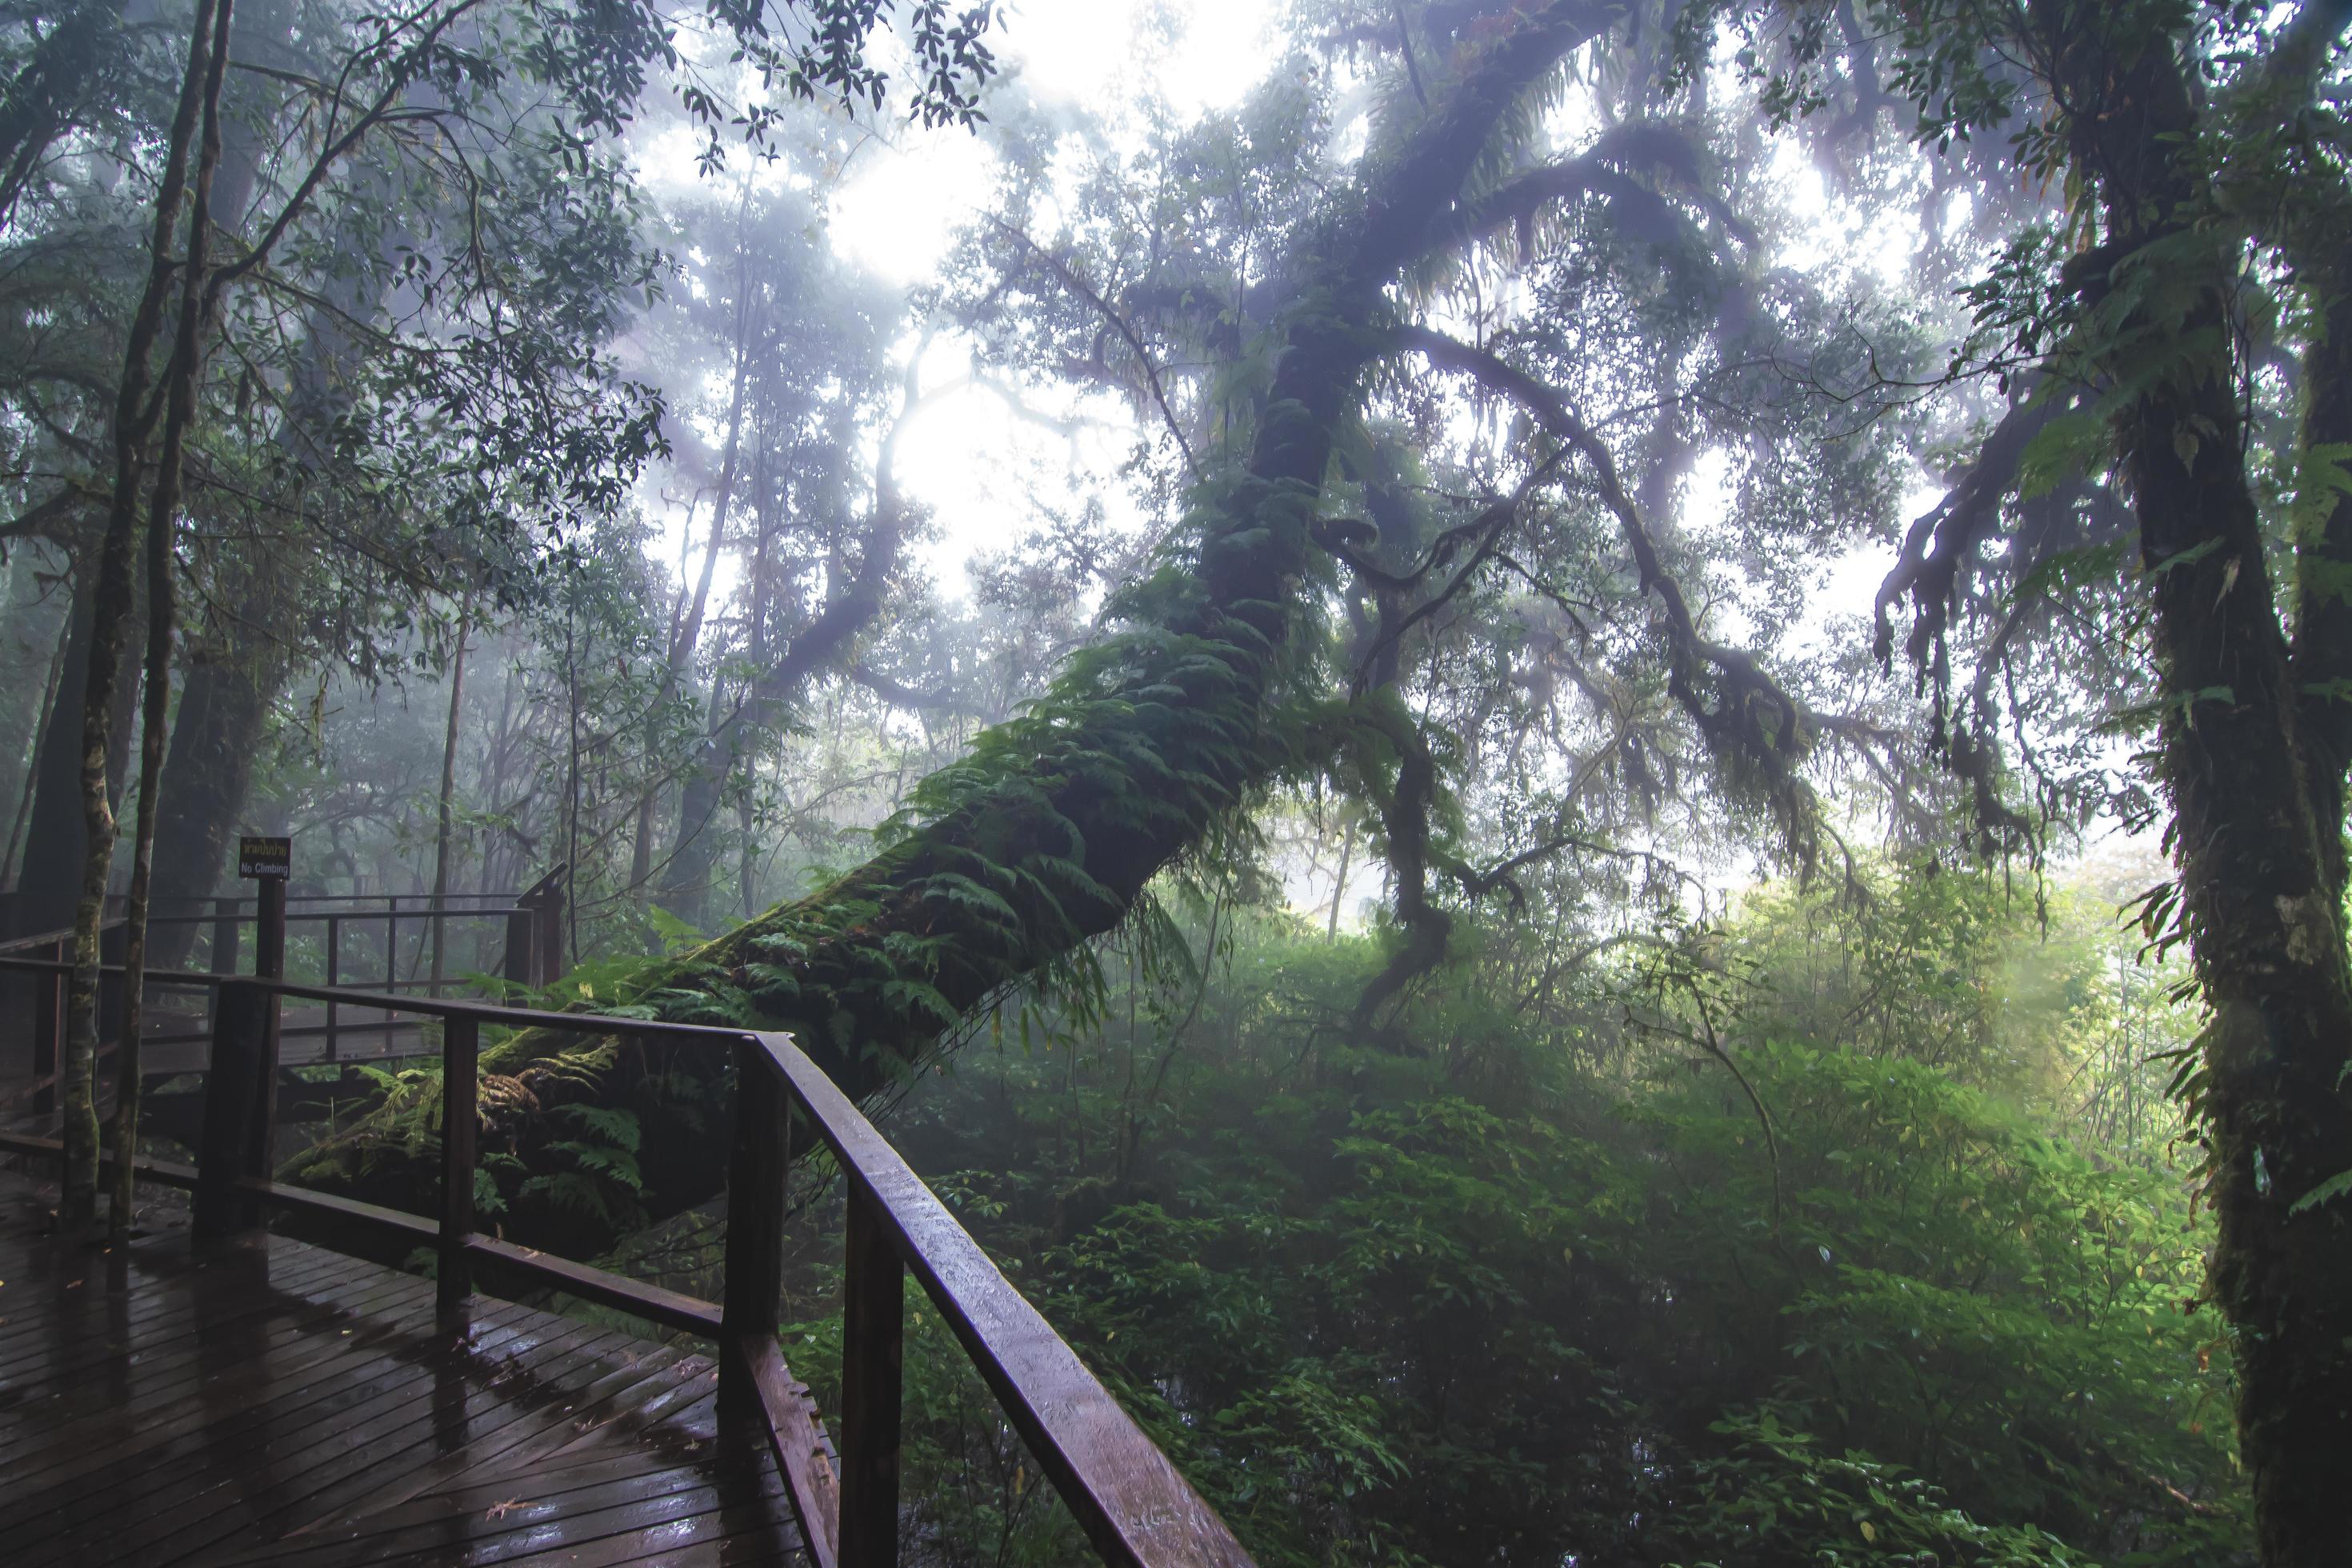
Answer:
(0, 922, 98, 954)
(750, 1032, 1253, 1568)
(142, 905, 530, 926)
(10, 967, 1254, 1568)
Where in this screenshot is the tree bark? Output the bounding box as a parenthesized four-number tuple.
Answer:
(2036, 9, 2352, 1562)
(109, 0, 236, 1240)
(646, 221, 756, 915)
(10, 556, 144, 940)
(144, 628, 281, 967)
(290, 1, 1629, 1255)
(2286, 273, 2352, 898)
(664, 358, 925, 922)
(144, 0, 454, 958)
(63, 0, 230, 1230)
(3, 566, 73, 889)
(428, 597, 474, 989)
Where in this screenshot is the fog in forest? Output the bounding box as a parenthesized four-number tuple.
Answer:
(6, 1, 2350, 1562)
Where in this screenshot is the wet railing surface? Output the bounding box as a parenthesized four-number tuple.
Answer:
(0, 954, 1254, 1567)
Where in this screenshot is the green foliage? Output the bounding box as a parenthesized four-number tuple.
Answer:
(1655, 1407, 2094, 1567)
(850, 877, 2243, 1566)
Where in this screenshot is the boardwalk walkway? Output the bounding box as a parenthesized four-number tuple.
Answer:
(0, 1175, 806, 1566)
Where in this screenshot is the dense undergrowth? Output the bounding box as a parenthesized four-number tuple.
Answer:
(587, 866, 2243, 1566)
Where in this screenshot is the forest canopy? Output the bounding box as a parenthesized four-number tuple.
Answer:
(4, 0, 2350, 1562)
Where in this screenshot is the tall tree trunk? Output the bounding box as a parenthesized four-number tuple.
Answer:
(10, 558, 144, 939)
(563, 607, 582, 973)
(144, 2, 423, 956)
(1326, 818, 1354, 940)
(144, 629, 281, 968)
(2038, 9, 2352, 1561)
(642, 453, 737, 912)
(666, 361, 926, 922)
(428, 597, 474, 990)
(65, 0, 232, 1231)
(2287, 281, 2352, 896)
(291, 1, 1624, 1256)
(4, 575, 73, 888)
(636, 186, 756, 911)
(109, 0, 235, 1240)
(4, 0, 290, 945)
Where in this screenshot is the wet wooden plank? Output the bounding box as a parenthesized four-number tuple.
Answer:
(294, 1346, 721, 1535)
(0, 1232, 419, 1391)
(0, 1245, 378, 1416)
(0, 1266, 450, 1484)
(71, 1322, 647, 1566)
(10, 1317, 611, 1554)
(230, 1446, 701, 1554)
(0, 1195, 802, 1567)
(3, 1298, 544, 1514)
(207, 1458, 788, 1567)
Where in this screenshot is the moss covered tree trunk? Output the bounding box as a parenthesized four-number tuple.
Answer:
(145, 628, 282, 970)
(60, 0, 233, 1230)
(2040, 8, 2352, 1562)
(291, 0, 1629, 1251)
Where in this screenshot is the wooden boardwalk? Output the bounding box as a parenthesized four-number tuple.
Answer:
(0, 1177, 808, 1566)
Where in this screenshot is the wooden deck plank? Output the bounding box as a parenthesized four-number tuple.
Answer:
(206, 1458, 786, 1567)
(571, 1485, 808, 1567)
(0, 1242, 361, 1428)
(0, 1260, 350, 1397)
(122, 1316, 672, 1557)
(2, 1298, 545, 1510)
(0, 1267, 454, 1486)
(309, 1343, 710, 1530)
(9, 1320, 576, 1550)
(242, 1330, 700, 1544)
(0, 1264, 507, 1503)
(0, 1234, 354, 1368)
(0, 1222, 359, 1354)
(0, 1248, 412, 1432)
(0, 1240, 355, 1364)
(64, 1322, 647, 1566)
(233, 1446, 707, 1552)
(0, 1179, 803, 1567)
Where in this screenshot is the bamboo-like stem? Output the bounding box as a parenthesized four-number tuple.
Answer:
(65, 0, 226, 1233)
(428, 594, 475, 992)
(113, 0, 238, 1242)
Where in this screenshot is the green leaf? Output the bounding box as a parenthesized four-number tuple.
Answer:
(2289, 1169, 2352, 1217)
(2016, 410, 2106, 500)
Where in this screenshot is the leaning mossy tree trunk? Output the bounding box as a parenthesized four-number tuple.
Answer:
(287, 0, 1631, 1257)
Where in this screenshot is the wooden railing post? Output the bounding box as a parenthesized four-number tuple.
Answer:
(535, 887, 564, 987)
(254, 878, 285, 1174)
(719, 1038, 787, 1418)
(256, 879, 286, 981)
(502, 905, 534, 992)
(838, 1183, 904, 1568)
(194, 979, 272, 1239)
(438, 1016, 479, 1314)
